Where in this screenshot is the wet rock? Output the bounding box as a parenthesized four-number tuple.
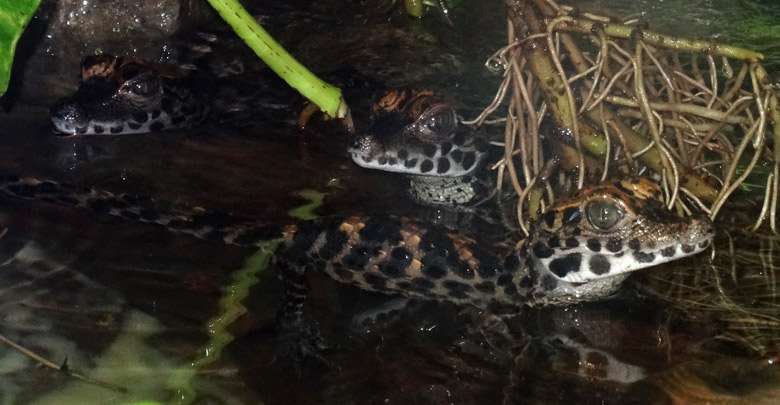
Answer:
(7, 0, 214, 106)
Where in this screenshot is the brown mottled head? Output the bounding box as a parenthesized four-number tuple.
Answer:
(51, 54, 207, 136)
(349, 89, 485, 177)
(526, 178, 713, 303)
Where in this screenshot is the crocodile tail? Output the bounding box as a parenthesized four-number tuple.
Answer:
(0, 175, 284, 246)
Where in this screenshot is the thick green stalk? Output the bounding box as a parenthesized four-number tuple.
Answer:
(0, 0, 42, 95)
(205, 0, 349, 119)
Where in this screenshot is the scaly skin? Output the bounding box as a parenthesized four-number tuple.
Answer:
(0, 174, 712, 363)
(0, 175, 712, 310)
(50, 54, 207, 136)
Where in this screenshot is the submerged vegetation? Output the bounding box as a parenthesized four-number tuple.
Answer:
(642, 232, 780, 357)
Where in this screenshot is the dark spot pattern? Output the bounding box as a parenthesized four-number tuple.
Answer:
(542, 211, 556, 228)
(586, 238, 601, 252)
(442, 280, 473, 299)
(419, 229, 454, 253)
(343, 246, 371, 269)
(497, 273, 514, 286)
(450, 150, 463, 162)
(404, 158, 418, 168)
(474, 281, 495, 293)
(681, 244, 695, 253)
(437, 158, 450, 173)
(149, 121, 165, 132)
(461, 152, 476, 171)
(440, 142, 453, 156)
(532, 243, 554, 259)
(628, 238, 641, 251)
(380, 247, 413, 278)
(446, 254, 475, 279)
(660, 246, 676, 257)
(502, 253, 520, 272)
(422, 264, 447, 279)
(411, 277, 435, 292)
(360, 217, 403, 245)
(452, 132, 466, 145)
(565, 237, 579, 248)
(605, 238, 623, 253)
(363, 273, 387, 291)
(318, 227, 349, 260)
(549, 253, 582, 278)
(589, 255, 611, 275)
(379, 263, 403, 278)
(632, 251, 656, 263)
(420, 160, 434, 173)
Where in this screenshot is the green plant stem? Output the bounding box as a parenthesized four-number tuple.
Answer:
(205, 0, 349, 120)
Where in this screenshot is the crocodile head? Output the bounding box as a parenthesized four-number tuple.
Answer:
(525, 177, 714, 305)
(51, 54, 207, 136)
(349, 89, 486, 177)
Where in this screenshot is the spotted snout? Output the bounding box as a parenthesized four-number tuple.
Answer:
(529, 177, 715, 284)
(535, 216, 713, 284)
(349, 135, 482, 176)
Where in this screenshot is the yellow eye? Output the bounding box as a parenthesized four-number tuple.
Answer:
(586, 201, 624, 230)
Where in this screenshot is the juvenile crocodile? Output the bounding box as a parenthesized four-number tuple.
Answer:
(0, 175, 712, 314)
(51, 54, 208, 136)
(349, 89, 491, 210)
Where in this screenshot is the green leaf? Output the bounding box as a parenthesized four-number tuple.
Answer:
(0, 0, 42, 95)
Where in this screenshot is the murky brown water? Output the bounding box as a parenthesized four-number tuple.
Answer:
(1, 1, 780, 404)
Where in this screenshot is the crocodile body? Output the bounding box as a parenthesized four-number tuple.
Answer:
(0, 176, 712, 311)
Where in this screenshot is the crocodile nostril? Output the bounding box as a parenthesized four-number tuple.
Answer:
(50, 100, 89, 126)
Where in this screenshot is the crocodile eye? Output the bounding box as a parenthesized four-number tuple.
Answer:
(586, 201, 624, 231)
(126, 77, 159, 96)
(416, 104, 456, 140)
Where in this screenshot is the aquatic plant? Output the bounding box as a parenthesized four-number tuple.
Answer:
(205, 0, 351, 125)
(471, 0, 780, 233)
(0, 0, 41, 95)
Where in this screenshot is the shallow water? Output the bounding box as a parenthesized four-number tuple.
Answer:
(1, 1, 780, 404)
